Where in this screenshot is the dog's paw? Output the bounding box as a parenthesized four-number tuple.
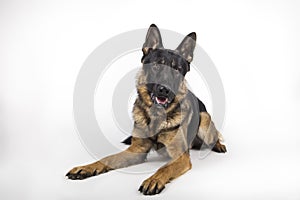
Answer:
(66, 163, 106, 180)
(212, 141, 227, 153)
(138, 178, 165, 195)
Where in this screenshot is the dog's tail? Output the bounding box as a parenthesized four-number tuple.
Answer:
(122, 136, 132, 145)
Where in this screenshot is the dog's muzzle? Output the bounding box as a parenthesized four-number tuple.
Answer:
(151, 84, 173, 107)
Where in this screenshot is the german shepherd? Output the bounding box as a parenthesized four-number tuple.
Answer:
(66, 24, 226, 195)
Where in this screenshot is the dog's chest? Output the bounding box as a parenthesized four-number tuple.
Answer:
(151, 135, 170, 158)
(149, 128, 180, 158)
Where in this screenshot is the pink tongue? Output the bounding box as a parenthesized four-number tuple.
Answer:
(156, 97, 168, 104)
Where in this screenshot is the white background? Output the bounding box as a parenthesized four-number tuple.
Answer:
(1, 0, 300, 199)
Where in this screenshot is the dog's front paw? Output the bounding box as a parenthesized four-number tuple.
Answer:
(138, 178, 165, 195)
(66, 162, 106, 180)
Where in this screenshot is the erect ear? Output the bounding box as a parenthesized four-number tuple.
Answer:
(175, 32, 197, 63)
(142, 24, 164, 55)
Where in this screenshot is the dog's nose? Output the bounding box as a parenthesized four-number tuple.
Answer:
(157, 85, 170, 96)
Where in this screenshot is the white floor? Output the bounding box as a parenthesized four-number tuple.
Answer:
(1, 1, 300, 200)
(1, 105, 299, 200)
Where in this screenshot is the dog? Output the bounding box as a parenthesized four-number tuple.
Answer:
(66, 24, 226, 195)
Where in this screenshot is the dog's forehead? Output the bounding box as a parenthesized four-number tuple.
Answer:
(144, 49, 189, 67)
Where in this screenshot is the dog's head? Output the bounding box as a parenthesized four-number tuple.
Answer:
(140, 24, 196, 108)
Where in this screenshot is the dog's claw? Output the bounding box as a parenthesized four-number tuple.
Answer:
(222, 145, 227, 152)
(138, 186, 143, 192)
(139, 178, 165, 195)
(212, 142, 227, 153)
(66, 164, 106, 180)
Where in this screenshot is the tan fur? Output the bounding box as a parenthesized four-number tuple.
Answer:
(139, 152, 191, 195)
(198, 112, 217, 145)
(198, 112, 226, 152)
(66, 137, 153, 178)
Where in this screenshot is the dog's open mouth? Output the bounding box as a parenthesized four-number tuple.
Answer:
(155, 96, 168, 105)
(150, 93, 170, 107)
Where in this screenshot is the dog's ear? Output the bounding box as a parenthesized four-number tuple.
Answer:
(176, 32, 196, 63)
(142, 24, 164, 56)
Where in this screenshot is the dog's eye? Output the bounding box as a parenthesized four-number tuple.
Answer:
(176, 66, 182, 72)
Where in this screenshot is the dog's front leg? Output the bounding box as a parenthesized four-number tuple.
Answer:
(139, 152, 191, 195)
(66, 136, 153, 180)
(139, 128, 191, 195)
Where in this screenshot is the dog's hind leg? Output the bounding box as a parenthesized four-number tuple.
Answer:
(190, 135, 204, 150)
(122, 136, 132, 145)
(198, 112, 227, 153)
